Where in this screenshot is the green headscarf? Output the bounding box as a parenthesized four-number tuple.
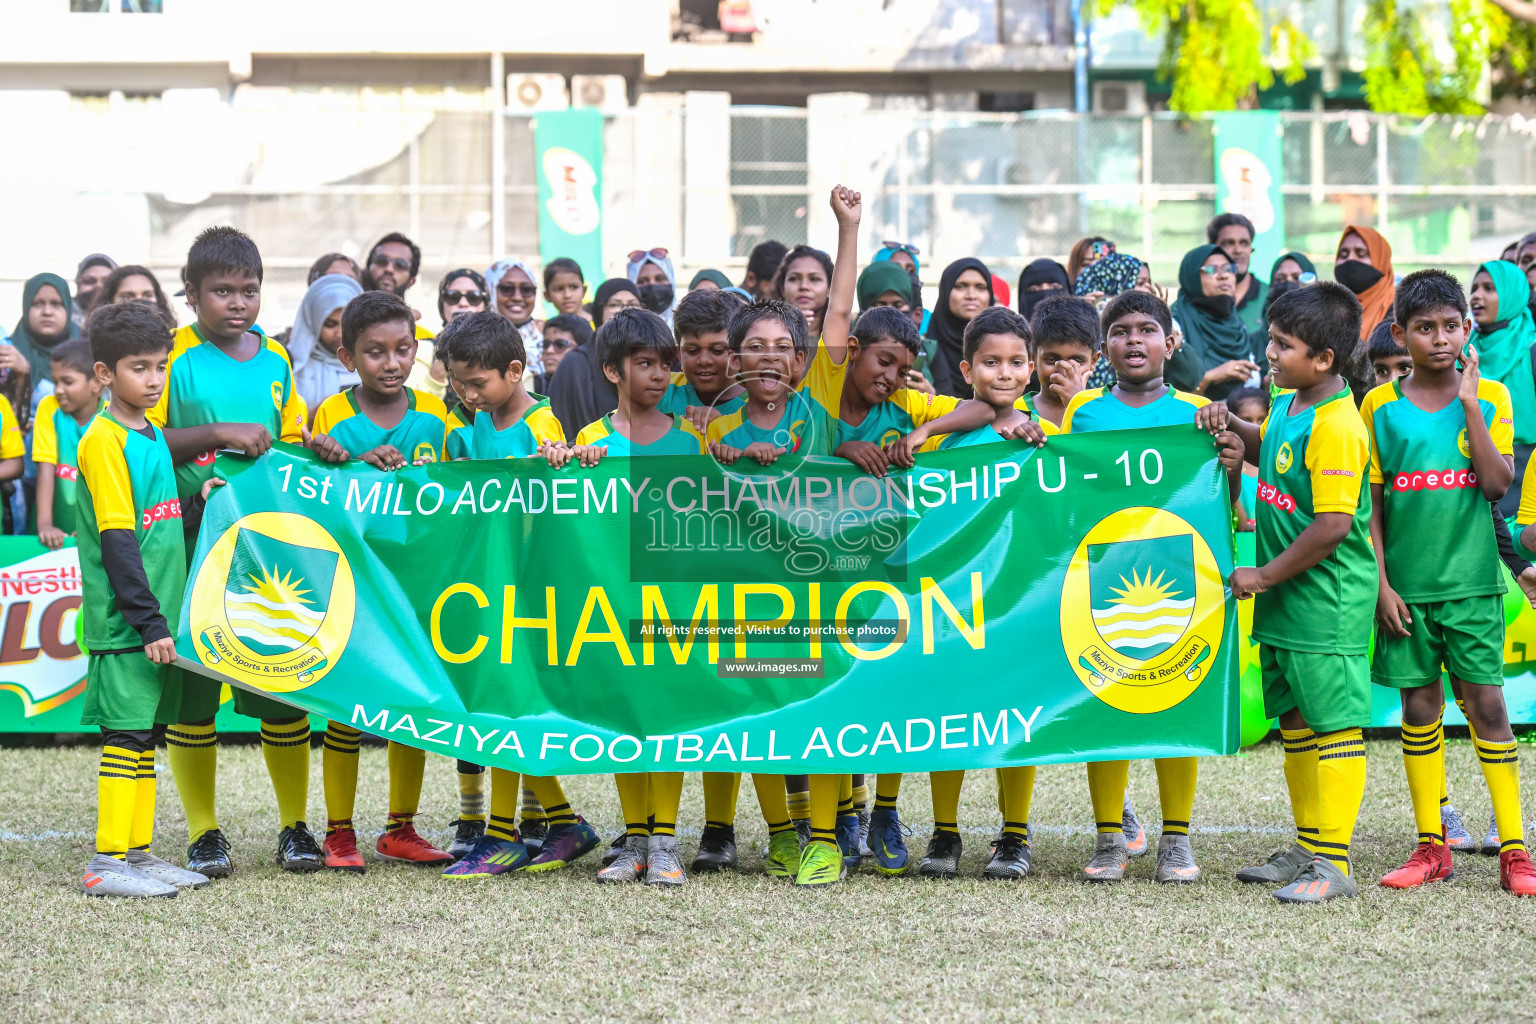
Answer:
(688, 268, 733, 291)
(1472, 260, 1536, 445)
(1270, 251, 1317, 280)
(1167, 244, 1257, 398)
(10, 273, 81, 385)
(857, 261, 915, 311)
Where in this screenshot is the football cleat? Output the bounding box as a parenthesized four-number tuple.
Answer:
(645, 835, 688, 887)
(764, 830, 802, 879)
(1500, 847, 1536, 895)
(1235, 842, 1313, 886)
(276, 823, 325, 873)
(1379, 839, 1454, 890)
(1273, 857, 1358, 904)
(917, 831, 962, 880)
(868, 808, 911, 876)
(1441, 804, 1475, 853)
(836, 813, 862, 874)
(600, 831, 627, 867)
(526, 817, 600, 872)
(81, 854, 177, 899)
(323, 827, 367, 873)
(983, 832, 1031, 880)
(1480, 811, 1501, 856)
(1122, 798, 1149, 858)
(596, 834, 648, 884)
(186, 828, 233, 879)
(376, 821, 454, 866)
(1153, 834, 1202, 883)
(125, 849, 209, 889)
(520, 817, 550, 859)
(441, 837, 529, 879)
(794, 842, 845, 887)
(446, 818, 486, 862)
(1081, 832, 1129, 883)
(690, 824, 738, 873)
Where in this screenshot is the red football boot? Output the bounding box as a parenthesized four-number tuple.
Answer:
(323, 823, 367, 873)
(1379, 838, 1453, 889)
(376, 816, 454, 866)
(1500, 847, 1536, 896)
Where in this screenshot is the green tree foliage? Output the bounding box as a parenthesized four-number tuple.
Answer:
(1090, 0, 1310, 112)
(1362, 0, 1497, 114)
(1490, 7, 1536, 100)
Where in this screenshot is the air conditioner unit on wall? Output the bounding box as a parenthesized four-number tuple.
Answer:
(506, 74, 569, 112)
(1093, 80, 1146, 115)
(571, 75, 629, 114)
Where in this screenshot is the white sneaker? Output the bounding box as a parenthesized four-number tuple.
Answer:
(127, 849, 210, 889)
(82, 854, 178, 899)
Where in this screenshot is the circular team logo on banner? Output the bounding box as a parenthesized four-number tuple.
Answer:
(189, 512, 355, 693)
(1275, 441, 1294, 475)
(1060, 507, 1226, 714)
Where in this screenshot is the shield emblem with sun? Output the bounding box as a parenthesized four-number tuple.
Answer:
(222, 527, 338, 657)
(1088, 534, 1196, 661)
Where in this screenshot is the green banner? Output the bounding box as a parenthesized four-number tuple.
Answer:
(534, 107, 604, 297)
(174, 430, 1241, 773)
(1212, 111, 1286, 281)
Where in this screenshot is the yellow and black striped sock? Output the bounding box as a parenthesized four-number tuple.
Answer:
(1315, 728, 1367, 875)
(851, 776, 868, 811)
(165, 721, 219, 841)
(1087, 760, 1129, 836)
(519, 787, 545, 832)
(1476, 737, 1526, 854)
(456, 762, 486, 823)
(650, 772, 684, 838)
(322, 722, 361, 831)
(616, 773, 651, 837)
(702, 772, 740, 828)
(1155, 756, 1198, 837)
(260, 718, 311, 829)
(874, 774, 901, 810)
(997, 765, 1034, 840)
(524, 776, 576, 828)
(753, 774, 793, 834)
(487, 768, 520, 842)
(128, 747, 156, 852)
(1437, 704, 1450, 809)
(930, 770, 964, 835)
(385, 741, 425, 828)
(787, 786, 810, 823)
(1400, 719, 1444, 846)
(96, 743, 141, 860)
(808, 774, 841, 848)
(1280, 728, 1320, 853)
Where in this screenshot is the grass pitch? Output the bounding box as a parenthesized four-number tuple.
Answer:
(3, 736, 1536, 1023)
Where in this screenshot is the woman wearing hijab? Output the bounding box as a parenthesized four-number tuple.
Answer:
(1470, 260, 1536, 515)
(487, 256, 545, 369)
(1334, 225, 1396, 341)
(7, 273, 81, 426)
(1075, 252, 1144, 389)
(1017, 259, 1069, 322)
(626, 249, 678, 326)
(1166, 244, 1264, 401)
(873, 241, 920, 277)
(857, 262, 915, 313)
(688, 269, 733, 293)
(925, 258, 993, 398)
(289, 272, 365, 417)
(546, 278, 636, 438)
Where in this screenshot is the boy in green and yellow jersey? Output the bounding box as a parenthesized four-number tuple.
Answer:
(438, 309, 601, 880)
(1364, 270, 1536, 896)
(660, 288, 746, 432)
(1023, 292, 1101, 435)
(1227, 283, 1377, 904)
(35, 339, 105, 549)
(887, 306, 1048, 880)
(147, 227, 317, 880)
(76, 302, 209, 898)
(1057, 291, 1243, 887)
(305, 291, 455, 873)
(554, 308, 708, 887)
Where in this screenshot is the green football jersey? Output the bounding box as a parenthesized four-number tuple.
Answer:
(1253, 387, 1377, 655)
(938, 424, 1004, 449)
(75, 412, 186, 653)
(148, 324, 306, 498)
(312, 386, 449, 465)
(836, 389, 960, 448)
(658, 372, 746, 418)
(1061, 386, 1208, 433)
(1360, 377, 1514, 602)
(450, 396, 564, 459)
(573, 414, 708, 456)
(32, 394, 104, 535)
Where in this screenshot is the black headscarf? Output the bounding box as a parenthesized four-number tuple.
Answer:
(1017, 259, 1070, 322)
(591, 278, 641, 327)
(546, 279, 630, 437)
(925, 258, 993, 398)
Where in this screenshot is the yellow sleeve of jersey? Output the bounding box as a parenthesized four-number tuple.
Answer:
(77, 423, 136, 531)
(267, 339, 308, 442)
(146, 326, 199, 428)
(1518, 465, 1536, 526)
(1357, 385, 1389, 485)
(415, 324, 435, 341)
(1172, 390, 1210, 411)
(1059, 388, 1103, 434)
(1305, 403, 1370, 515)
(415, 389, 450, 449)
(1481, 378, 1515, 456)
(527, 405, 566, 445)
(310, 393, 351, 438)
(0, 396, 22, 460)
(574, 420, 609, 446)
(892, 390, 960, 427)
(32, 395, 59, 465)
(679, 417, 709, 453)
(707, 409, 746, 445)
(800, 340, 847, 414)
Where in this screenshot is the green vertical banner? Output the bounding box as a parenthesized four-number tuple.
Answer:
(1212, 111, 1286, 282)
(534, 108, 604, 294)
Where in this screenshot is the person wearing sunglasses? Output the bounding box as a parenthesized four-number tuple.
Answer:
(626, 248, 678, 325)
(364, 233, 420, 299)
(1167, 243, 1265, 401)
(874, 240, 921, 277)
(417, 269, 490, 400)
(486, 256, 545, 371)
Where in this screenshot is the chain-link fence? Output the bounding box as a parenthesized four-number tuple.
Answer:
(5, 96, 1534, 331)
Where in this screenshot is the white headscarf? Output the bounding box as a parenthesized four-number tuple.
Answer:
(486, 256, 543, 369)
(625, 250, 678, 325)
(289, 273, 363, 413)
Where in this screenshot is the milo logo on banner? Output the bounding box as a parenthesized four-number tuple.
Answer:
(189, 512, 354, 692)
(1060, 507, 1225, 714)
(0, 546, 84, 716)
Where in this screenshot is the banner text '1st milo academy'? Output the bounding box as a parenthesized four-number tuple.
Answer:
(176, 428, 1242, 774)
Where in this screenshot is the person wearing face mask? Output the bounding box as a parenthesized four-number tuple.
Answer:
(1334, 225, 1396, 341)
(546, 278, 637, 438)
(1016, 259, 1070, 322)
(289, 272, 366, 418)
(1257, 251, 1318, 330)
(1166, 244, 1264, 400)
(925, 258, 994, 398)
(626, 248, 678, 326)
